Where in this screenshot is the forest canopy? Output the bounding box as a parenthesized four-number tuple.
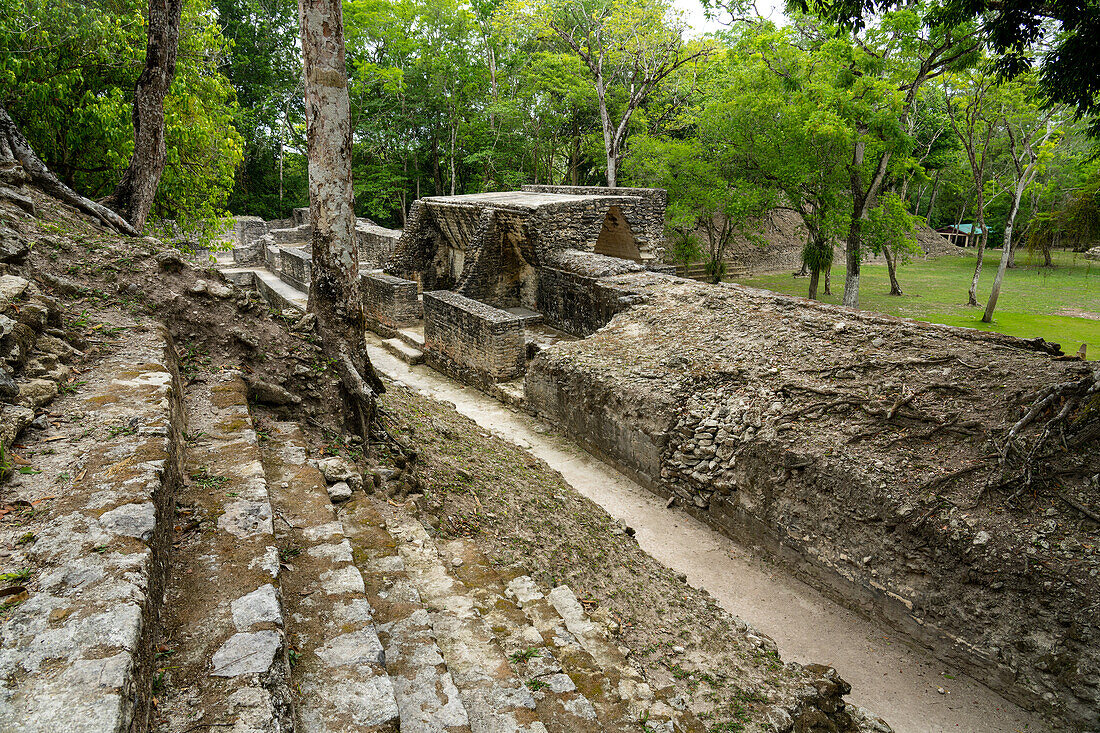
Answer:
(0, 0, 1096, 292)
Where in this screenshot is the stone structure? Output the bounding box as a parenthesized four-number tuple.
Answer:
(278, 245, 312, 291)
(361, 271, 421, 331)
(226, 211, 400, 274)
(523, 272, 1100, 730)
(422, 290, 527, 387)
(386, 187, 668, 314)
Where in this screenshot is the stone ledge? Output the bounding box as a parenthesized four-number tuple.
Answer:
(0, 329, 183, 732)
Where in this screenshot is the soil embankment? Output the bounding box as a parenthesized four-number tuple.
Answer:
(366, 337, 1054, 733)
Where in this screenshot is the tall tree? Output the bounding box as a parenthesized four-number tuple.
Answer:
(500, 0, 709, 187)
(816, 7, 980, 307)
(102, 0, 185, 230)
(298, 0, 384, 439)
(982, 83, 1061, 323)
(943, 70, 999, 306)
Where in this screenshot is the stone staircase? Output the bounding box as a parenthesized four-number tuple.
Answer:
(0, 304, 866, 733)
(152, 371, 293, 732)
(150, 368, 676, 732)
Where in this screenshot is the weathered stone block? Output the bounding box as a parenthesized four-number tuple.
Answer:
(361, 272, 421, 330)
(422, 290, 526, 387)
(278, 246, 312, 291)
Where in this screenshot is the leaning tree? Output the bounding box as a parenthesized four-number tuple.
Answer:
(0, 105, 137, 235)
(297, 0, 385, 440)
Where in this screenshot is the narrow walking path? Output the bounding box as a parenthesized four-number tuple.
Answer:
(365, 335, 1053, 733)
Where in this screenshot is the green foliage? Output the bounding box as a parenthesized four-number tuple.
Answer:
(0, 0, 243, 238)
(865, 192, 920, 261)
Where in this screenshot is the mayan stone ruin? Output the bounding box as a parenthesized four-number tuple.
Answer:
(0, 174, 1096, 733)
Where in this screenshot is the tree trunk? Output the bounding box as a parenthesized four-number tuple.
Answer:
(967, 190, 988, 306)
(925, 170, 942, 225)
(101, 0, 183, 231)
(983, 185, 1025, 323)
(0, 105, 137, 235)
(823, 266, 832, 295)
(594, 71, 619, 188)
(967, 229, 988, 305)
(808, 267, 820, 300)
(299, 0, 384, 440)
(883, 244, 903, 295)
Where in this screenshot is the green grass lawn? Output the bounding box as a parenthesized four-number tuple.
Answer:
(729, 248, 1100, 359)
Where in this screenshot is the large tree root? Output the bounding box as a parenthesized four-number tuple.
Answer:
(0, 105, 138, 236)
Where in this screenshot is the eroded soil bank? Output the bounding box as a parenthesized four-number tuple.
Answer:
(367, 336, 1053, 733)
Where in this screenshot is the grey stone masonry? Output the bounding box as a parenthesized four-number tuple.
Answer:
(534, 250, 645, 337)
(361, 272, 421, 331)
(0, 327, 183, 732)
(278, 245, 312, 291)
(234, 216, 268, 247)
(270, 224, 312, 245)
(292, 207, 310, 227)
(264, 243, 280, 271)
(423, 290, 526, 387)
(520, 184, 668, 259)
(356, 222, 403, 269)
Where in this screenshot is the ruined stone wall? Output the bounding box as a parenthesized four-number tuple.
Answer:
(361, 272, 421, 330)
(423, 290, 526, 388)
(264, 244, 279, 271)
(278, 246, 311, 291)
(270, 224, 312, 244)
(522, 185, 667, 258)
(524, 273, 1100, 730)
(535, 251, 646, 336)
(356, 223, 402, 269)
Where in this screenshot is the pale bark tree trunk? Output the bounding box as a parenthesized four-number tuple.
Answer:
(298, 0, 384, 439)
(925, 170, 942, 224)
(883, 244, 903, 295)
(967, 225, 988, 305)
(823, 266, 832, 295)
(983, 121, 1054, 323)
(101, 0, 184, 231)
(0, 105, 137, 235)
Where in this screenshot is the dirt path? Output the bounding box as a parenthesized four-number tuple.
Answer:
(365, 338, 1052, 733)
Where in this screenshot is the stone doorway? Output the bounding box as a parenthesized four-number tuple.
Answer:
(593, 205, 642, 261)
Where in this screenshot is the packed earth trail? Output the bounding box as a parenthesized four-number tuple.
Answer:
(364, 334, 1054, 733)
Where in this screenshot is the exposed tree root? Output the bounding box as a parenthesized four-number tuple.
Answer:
(0, 105, 138, 236)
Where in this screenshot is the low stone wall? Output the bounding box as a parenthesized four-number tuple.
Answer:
(356, 223, 402, 269)
(234, 216, 267, 247)
(264, 244, 279, 271)
(278, 246, 311, 291)
(423, 290, 526, 388)
(293, 207, 310, 227)
(362, 272, 421, 330)
(524, 273, 1099, 730)
(536, 251, 645, 337)
(270, 224, 311, 245)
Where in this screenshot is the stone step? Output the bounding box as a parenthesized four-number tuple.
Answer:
(341, 499, 471, 733)
(151, 373, 293, 733)
(396, 325, 426, 350)
(438, 539, 620, 733)
(0, 322, 182, 732)
(381, 337, 424, 365)
(258, 421, 399, 732)
(220, 266, 307, 313)
(506, 577, 706, 733)
(502, 307, 543, 327)
(384, 513, 547, 733)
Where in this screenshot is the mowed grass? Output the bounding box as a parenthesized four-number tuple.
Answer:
(730, 248, 1100, 359)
